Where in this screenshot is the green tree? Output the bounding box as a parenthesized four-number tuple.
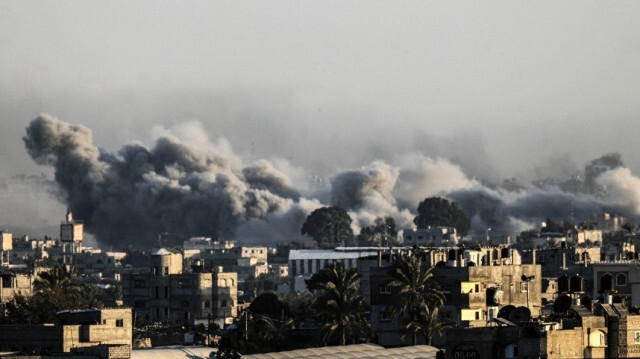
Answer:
(414, 197, 470, 236)
(305, 262, 371, 346)
(301, 206, 354, 248)
(359, 216, 399, 247)
(387, 255, 445, 345)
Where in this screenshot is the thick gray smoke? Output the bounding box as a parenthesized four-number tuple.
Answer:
(23, 115, 640, 248)
(24, 115, 312, 248)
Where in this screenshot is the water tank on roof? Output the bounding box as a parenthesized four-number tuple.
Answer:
(448, 249, 456, 260)
(570, 274, 584, 293)
(601, 274, 615, 292)
(558, 275, 569, 293)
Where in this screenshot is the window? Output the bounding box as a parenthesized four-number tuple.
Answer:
(380, 307, 393, 322)
(134, 300, 146, 308)
(617, 273, 628, 287)
(475, 311, 480, 320)
(308, 260, 313, 273)
(164, 307, 169, 317)
(134, 279, 146, 288)
(178, 279, 191, 288)
(164, 267, 169, 275)
(505, 344, 518, 359)
(204, 300, 210, 309)
(181, 300, 190, 308)
(379, 284, 391, 294)
(154, 286, 160, 298)
(164, 286, 169, 298)
(406, 235, 412, 240)
(152, 267, 158, 276)
(221, 300, 227, 307)
(380, 311, 392, 322)
(116, 319, 124, 327)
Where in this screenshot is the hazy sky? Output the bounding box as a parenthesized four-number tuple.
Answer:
(2, 1, 640, 237)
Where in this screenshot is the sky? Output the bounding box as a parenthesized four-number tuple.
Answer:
(2, 1, 640, 242)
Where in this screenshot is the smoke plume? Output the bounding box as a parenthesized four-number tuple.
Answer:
(23, 115, 640, 248)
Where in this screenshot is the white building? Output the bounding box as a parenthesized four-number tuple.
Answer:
(400, 226, 459, 247)
(288, 248, 381, 292)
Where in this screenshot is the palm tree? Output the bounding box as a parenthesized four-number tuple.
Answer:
(387, 255, 445, 345)
(35, 264, 80, 292)
(401, 305, 451, 346)
(306, 262, 371, 346)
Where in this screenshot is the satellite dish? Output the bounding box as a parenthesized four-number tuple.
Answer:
(498, 305, 516, 319)
(554, 294, 572, 313)
(510, 306, 532, 323)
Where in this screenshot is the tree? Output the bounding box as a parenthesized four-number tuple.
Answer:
(413, 197, 470, 236)
(403, 305, 451, 346)
(249, 293, 290, 322)
(4, 265, 98, 324)
(305, 262, 371, 345)
(301, 206, 354, 248)
(359, 216, 399, 247)
(387, 255, 445, 345)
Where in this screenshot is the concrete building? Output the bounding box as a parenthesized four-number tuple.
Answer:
(401, 227, 459, 247)
(0, 308, 132, 359)
(288, 248, 381, 292)
(592, 262, 640, 306)
(572, 229, 603, 245)
(362, 247, 541, 346)
(445, 306, 607, 359)
(0, 267, 34, 306)
(182, 237, 234, 251)
(202, 246, 268, 281)
(122, 249, 237, 328)
(602, 303, 640, 358)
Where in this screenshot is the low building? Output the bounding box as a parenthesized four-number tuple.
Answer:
(401, 227, 459, 247)
(445, 306, 608, 359)
(0, 267, 35, 310)
(0, 308, 132, 359)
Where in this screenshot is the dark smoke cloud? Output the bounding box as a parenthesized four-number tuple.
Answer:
(24, 115, 307, 248)
(23, 115, 640, 247)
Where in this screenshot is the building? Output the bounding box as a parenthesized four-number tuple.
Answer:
(0, 230, 12, 266)
(592, 262, 640, 306)
(0, 267, 34, 312)
(602, 303, 640, 358)
(122, 249, 237, 328)
(288, 248, 381, 292)
(0, 308, 132, 359)
(202, 246, 268, 281)
(362, 247, 541, 346)
(445, 306, 607, 359)
(401, 227, 459, 247)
